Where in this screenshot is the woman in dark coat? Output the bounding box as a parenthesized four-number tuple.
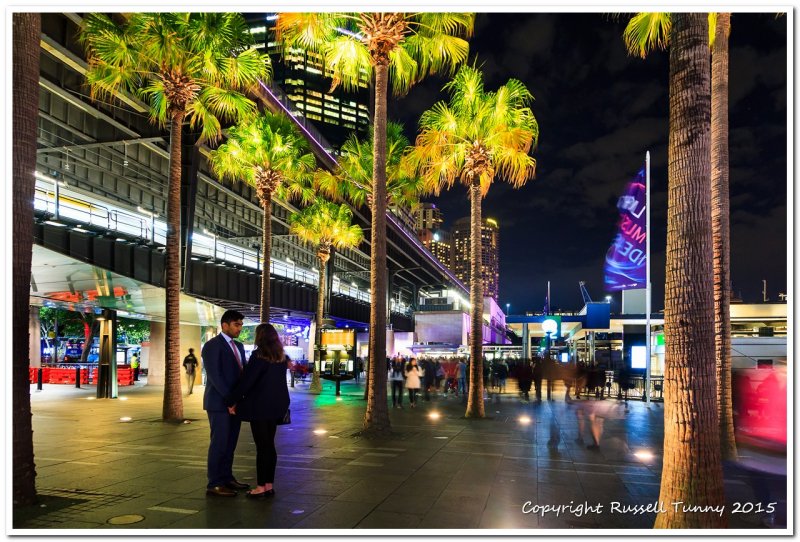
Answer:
(226, 323, 290, 499)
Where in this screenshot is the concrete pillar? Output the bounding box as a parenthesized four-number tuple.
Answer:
(147, 322, 166, 386)
(29, 309, 42, 367)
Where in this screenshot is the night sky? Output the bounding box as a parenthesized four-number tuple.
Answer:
(388, 12, 788, 313)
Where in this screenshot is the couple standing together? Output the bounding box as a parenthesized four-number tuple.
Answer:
(202, 310, 290, 499)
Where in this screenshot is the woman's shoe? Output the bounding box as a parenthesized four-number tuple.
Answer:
(246, 488, 275, 499)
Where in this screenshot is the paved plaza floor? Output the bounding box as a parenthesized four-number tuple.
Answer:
(13, 377, 787, 533)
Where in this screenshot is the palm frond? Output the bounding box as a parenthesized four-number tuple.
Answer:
(623, 13, 672, 58)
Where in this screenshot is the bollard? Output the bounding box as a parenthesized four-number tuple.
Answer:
(75, 365, 81, 388)
(37, 368, 43, 391)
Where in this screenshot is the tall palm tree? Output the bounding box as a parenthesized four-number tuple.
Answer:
(277, 12, 473, 433)
(624, 13, 737, 460)
(316, 121, 424, 404)
(290, 200, 364, 393)
(409, 65, 538, 418)
(13, 11, 40, 507)
(79, 13, 270, 421)
(710, 13, 737, 462)
(209, 112, 316, 323)
(623, 13, 726, 528)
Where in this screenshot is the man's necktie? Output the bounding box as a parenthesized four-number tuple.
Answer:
(230, 340, 243, 371)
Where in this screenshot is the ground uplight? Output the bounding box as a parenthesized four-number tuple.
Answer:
(428, 411, 441, 420)
(313, 429, 328, 435)
(118, 396, 128, 401)
(518, 415, 532, 425)
(119, 417, 133, 423)
(634, 450, 655, 461)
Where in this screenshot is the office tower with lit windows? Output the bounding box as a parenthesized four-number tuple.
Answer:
(415, 203, 444, 232)
(451, 216, 500, 301)
(245, 14, 371, 150)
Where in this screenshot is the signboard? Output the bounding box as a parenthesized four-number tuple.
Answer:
(605, 167, 647, 291)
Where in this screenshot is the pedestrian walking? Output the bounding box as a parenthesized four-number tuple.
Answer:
(226, 323, 290, 499)
(434, 360, 445, 392)
(405, 358, 422, 407)
(495, 360, 509, 394)
(422, 358, 435, 401)
(532, 358, 543, 401)
(388, 358, 405, 408)
(456, 359, 467, 397)
(130, 352, 140, 381)
(201, 310, 250, 497)
(183, 348, 198, 395)
(517, 359, 533, 401)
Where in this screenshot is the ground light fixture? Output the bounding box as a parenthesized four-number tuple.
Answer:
(518, 415, 532, 425)
(313, 429, 328, 435)
(118, 396, 128, 401)
(428, 411, 441, 420)
(119, 417, 133, 423)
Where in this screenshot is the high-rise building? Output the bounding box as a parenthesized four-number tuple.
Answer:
(419, 229, 453, 269)
(245, 14, 371, 150)
(452, 217, 500, 301)
(415, 203, 443, 232)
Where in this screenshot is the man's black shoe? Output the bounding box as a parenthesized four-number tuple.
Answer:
(226, 479, 250, 490)
(206, 486, 237, 497)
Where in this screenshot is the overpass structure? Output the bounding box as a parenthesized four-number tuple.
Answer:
(32, 13, 468, 331)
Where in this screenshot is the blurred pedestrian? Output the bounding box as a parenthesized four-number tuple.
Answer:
(517, 360, 533, 401)
(183, 348, 198, 395)
(422, 358, 435, 400)
(434, 360, 445, 392)
(495, 360, 509, 394)
(130, 352, 140, 382)
(532, 358, 543, 401)
(225, 323, 290, 498)
(405, 358, 422, 408)
(388, 357, 405, 408)
(456, 359, 467, 397)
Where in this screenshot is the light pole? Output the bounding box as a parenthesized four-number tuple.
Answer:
(506, 303, 510, 315)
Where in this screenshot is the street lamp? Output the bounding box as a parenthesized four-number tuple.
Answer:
(605, 295, 612, 303)
(506, 303, 510, 315)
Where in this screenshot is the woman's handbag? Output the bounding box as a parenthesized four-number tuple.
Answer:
(277, 409, 291, 425)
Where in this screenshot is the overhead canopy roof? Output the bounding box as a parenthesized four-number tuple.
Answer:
(29, 245, 228, 326)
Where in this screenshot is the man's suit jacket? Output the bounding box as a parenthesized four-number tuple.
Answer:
(202, 334, 246, 412)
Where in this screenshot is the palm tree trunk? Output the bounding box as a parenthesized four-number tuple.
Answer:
(12, 12, 40, 506)
(655, 13, 725, 529)
(162, 111, 185, 422)
(309, 250, 328, 393)
(260, 195, 272, 323)
(363, 62, 391, 433)
(465, 177, 485, 418)
(711, 12, 736, 462)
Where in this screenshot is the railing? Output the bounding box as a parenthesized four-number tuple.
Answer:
(33, 180, 413, 315)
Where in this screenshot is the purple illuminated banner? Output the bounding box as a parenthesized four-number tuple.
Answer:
(604, 167, 647, 291)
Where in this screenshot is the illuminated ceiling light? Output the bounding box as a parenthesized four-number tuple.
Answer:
(518, 415, 532, 425)
(313, 429, 328, 435)
(352, 282, 358, 287)
(286, 258, 294, 264)
(119, 417, 133, 423)
(44, 220, 67, 227)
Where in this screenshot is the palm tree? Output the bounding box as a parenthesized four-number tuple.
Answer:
(290, 200, 364, 393)
(710, 13, 737, 462)
(13, 12, 40, 507)
(409, 65, 538, 418)
(208, 112, 316, 323)
(624, 13, 737, 460)
(316, 121, 423, 404)
(623, 13, 726, 528)
(79, 13, 270, 421)
(277, 12, 473, 433)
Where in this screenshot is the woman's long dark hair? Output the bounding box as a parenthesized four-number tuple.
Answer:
(254, 323, 285, 363)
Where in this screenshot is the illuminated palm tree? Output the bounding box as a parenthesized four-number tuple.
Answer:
(409, 65, 538, 418)
(316, 121, 423, 220)
(290, 200, 364, 393)
(80, 13, 270, 422)
(13, 11, 40, 507)
(623, 13, 726, 528)
(277, 12, 474, 432)
(209, 112, 316, 323)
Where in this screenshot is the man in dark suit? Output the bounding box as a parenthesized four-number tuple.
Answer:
(202, 310, 250, 497)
